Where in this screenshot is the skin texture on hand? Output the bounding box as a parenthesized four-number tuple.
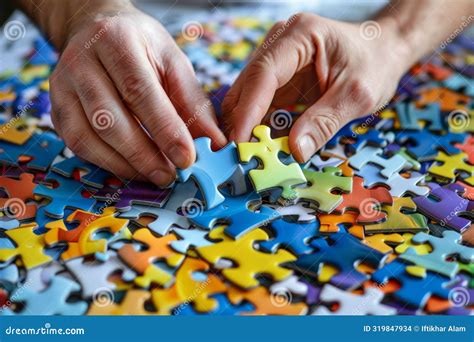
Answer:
(16, 0, 227, 186)
(222, 0, 474, 162)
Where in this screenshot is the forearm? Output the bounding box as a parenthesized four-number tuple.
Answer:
(376, 0, 474, 70)
(14, 0, 134, 49)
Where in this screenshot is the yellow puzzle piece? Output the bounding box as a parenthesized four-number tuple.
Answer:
(238, 125, 306, 194)
(429, 151, 474, 185)
(197, 226, 295, 289)
(0, 224, 51, 269)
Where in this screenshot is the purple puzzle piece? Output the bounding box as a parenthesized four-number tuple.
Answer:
(302, 280, 321, 305)
(93, 180, 172, 211)
(413, 183, 472, 232)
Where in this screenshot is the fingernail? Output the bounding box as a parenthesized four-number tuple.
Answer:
(298, 135, 316, 161)
(168, 143, 192, 168)
(149, 169, 174, 186)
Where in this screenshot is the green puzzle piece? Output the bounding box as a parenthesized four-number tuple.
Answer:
(281, 167, 352, 213)
(429, 152, 474, 186)
(364, 197, 428, 233)
(238, 125, 306, 194)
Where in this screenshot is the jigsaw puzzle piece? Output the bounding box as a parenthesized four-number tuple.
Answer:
(413, 183, 472, 232)
(189, 191, 280, 239)
(362, 233, 405, 254)
(94, 180, 171, 211)
(356, 164, 429, 197)
(281, 167, 352, 213)
(0, 224, 51, 269)
(51, 156, 111, 188)
(314, 285, 396, 315)
(395, 101, 443, 131)
(2, 276, 86, 315)
(197, 226, 295, 289)
(289, 232, 387, 290)
(429, 151, 474, 185)
(118, 228, 184, 288)
(0, 132, 64, 171)
(238, 125, 306, 194)
(306, 154, 344, 171)
(174, 293, 254, 316)
(45, 209, 129, 261)
(34, 173, 96, 218)
(0, 173, 37, 220)
(400, 230, 474, 278)
(0, 117, 34, 145)
(335, 176, 393, 223)
(259, 219, 319, 256)
(118, 205, 191, 236)
(443, 73, 474, 96)
(266, 203, 316, 223)
(364, 197, 428, 233)
(455, 136, 474, 164)
(177, 138, 239, 209)
(227, 286, 307, 315)
(152, 257, 226, 314)
(416, 87, 470, 111)
(170, 227, 214, 254)
(349, 145, 412, 179)
(65, 251, 136, 297)
(88, 290, 152, 315)
(372, 260, 454, 308)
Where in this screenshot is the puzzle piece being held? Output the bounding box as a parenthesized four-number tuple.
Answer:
(177, 138, 239, 209)
(238, 125, 306, 194)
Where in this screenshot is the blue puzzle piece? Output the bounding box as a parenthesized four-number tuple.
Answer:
(372, 260, 453, 308)
(52, 156, 110, 188)
(0, 264, 19, 284)
(177, 138, 239, 209)
(443, 74, 474, 96)
(289, 232, 387, 290)
(400, 230, 474, 278)
(33, 173, 96, 218)
(259, 219, 320, 256)
(1, 276, 87, 315)
(326, 117, 386, 152)
(0, 131, 65, 171)
(395, 101, 443, 131)
(174, 294, 254, 316)
(189, 191, 280, 239)
(396, 130, 466, 161)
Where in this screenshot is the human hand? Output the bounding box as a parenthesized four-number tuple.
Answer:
(222, 13, 411, 162)
(50, 3, 226, 186)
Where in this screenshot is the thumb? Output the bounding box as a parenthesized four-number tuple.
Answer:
(289, 83, 371, 162)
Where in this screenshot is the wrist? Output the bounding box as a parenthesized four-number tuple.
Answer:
(376, 16, 414, 78)
(16, 0, 135, 50)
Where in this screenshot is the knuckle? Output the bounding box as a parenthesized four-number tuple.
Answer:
(120, 73, 150, 104)
(64, 131, 87, 156)
(311, 113, 341, 142)
(347, 79, 376, 112)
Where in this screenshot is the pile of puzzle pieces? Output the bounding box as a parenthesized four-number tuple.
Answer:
(0, 15, 473, 316)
